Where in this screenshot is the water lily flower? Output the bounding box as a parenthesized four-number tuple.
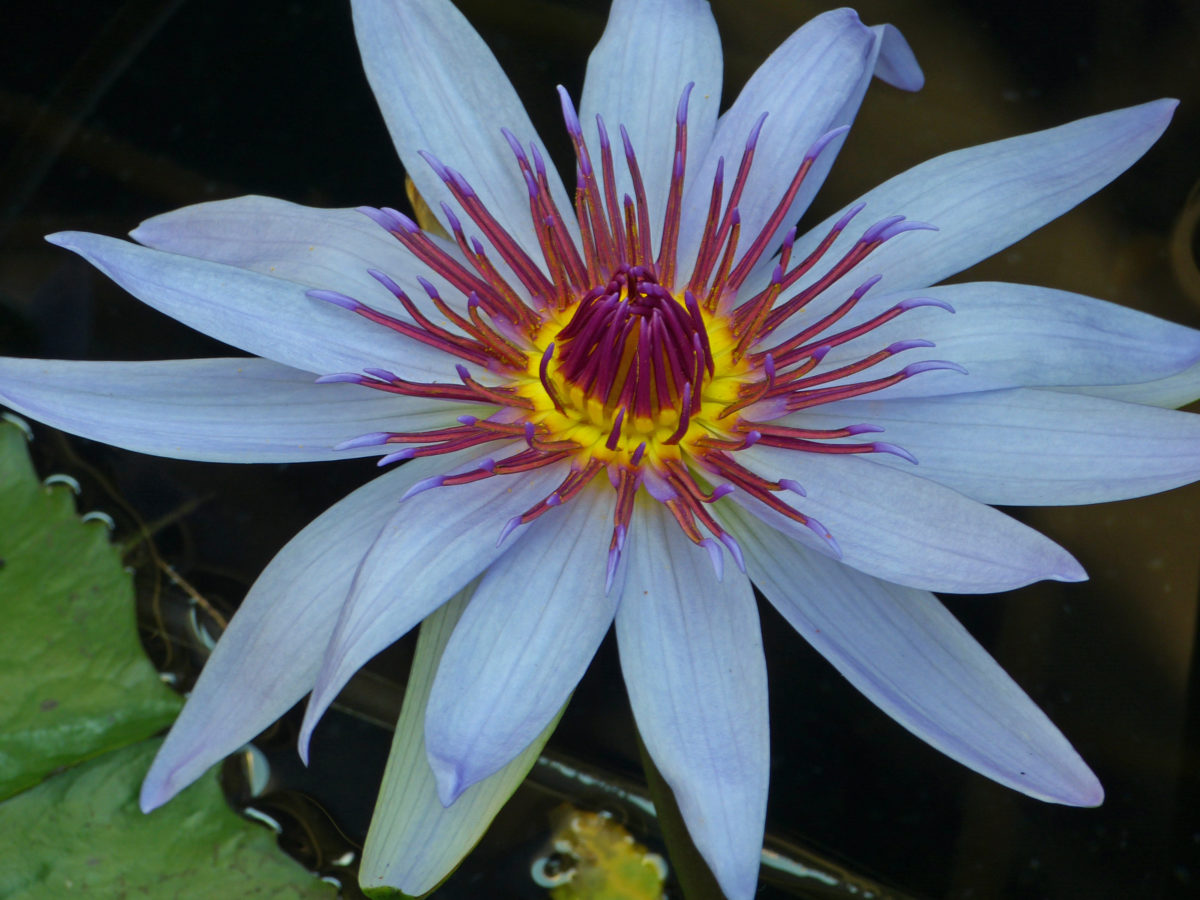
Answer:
(3, 0, 1198, 896)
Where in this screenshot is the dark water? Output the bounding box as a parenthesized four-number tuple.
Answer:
(2, 1, 1199, 898)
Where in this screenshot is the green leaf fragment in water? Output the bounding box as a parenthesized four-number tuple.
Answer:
(0, 421, 183, 800)
(0, 738, 337, 898)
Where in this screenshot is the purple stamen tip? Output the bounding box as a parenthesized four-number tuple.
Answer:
(861, 215, 907, 244)
(898, 296, 956, 314)
(364, 367, 400, 382)
(378, 448, 415, 466)
(709, 483, 735, 502)
(417, 150, 449, 179)
(479, 457, 496, 473)
(595, 113, 611, 148)
(356, 206, 399, 231)
(845, 423, 885, 436)
(501, 127, 528, 162)
(805, 515, 842, 558)
(522, 169, 539, 197)
(851, 274, 884, 299)
(676, 82, 695, 123)
(605, 544, 622, 594)
(887, 339, 936, 354)
(380, 206, 419, 234)
(779, 478, 806, 497)
(811, 345, 833, 362)
(367, 268, 405, 298)
(904, 360, 968, 377)
(805, 124, 850, 162)
(458, 415, 478, 425)
(630, 442, 647, 466)
(314, 373, 362, 384)
(455, 364, 471, 381)
(447, 167, 475, 197)
(401, 475, 446, 501)
(873, 442, 918, 465)
(743, 430, 761, 448)
(871, 217, 939, 243)
(546, 493, 563, 507)
(524, 421, 536, 447)
(497, 515, 523, 546)
(556, 85, 583, 136)
(439, 202, 464, 233)
(763, 352, 777, 382)
(335, 432, 393, 450)
(746, 112, 769, 150)
(307, 289, 361, 310)
(416, 276, 440, 300)
(530, 143, 548, 178)
(834, 201, 867, 233)
(699, 538, 725, 581)
(719, 532, 746, 574)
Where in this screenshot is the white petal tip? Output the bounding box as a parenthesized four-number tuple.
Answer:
(44, 231, 81, 249)
(138, 772, 176, 814)
(432, 763, 468, 808)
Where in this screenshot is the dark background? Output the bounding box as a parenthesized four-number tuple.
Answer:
(1, 1, 1198, 897)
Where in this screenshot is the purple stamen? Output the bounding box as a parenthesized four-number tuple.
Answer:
(898, 296, 956, 313)
(335, 432, 393, 450)
(378, 448, 415, 466)
(804, 124, 850, 162)
(779, 478, 806, 497)
(699, 537, 724, 581)
(844, 423, 885, 436)
(307, 289, 361, 311)
(873, 442, 918, 464)
(886, 339, 936, 354)
(365, 367, 401, 382)
(904, 360, 968, 377)
(400, 475, 446, 501)
(718, 532, 746, 573)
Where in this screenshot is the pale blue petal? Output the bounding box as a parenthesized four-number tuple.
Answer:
(798, 282, 1200, 399)
(360, 587, 563, 897)
(726, 504, 1102, 806)
(130, 195, 466, 317)
(1067, 362, 1200, 409)
(789, 100, 1176, 299)
(734, 446, 1085, 592)
(616, 503, 767, 900)
(352, 0, 573, 261)
(0, 356, 468, 463)
(788, 388, 1200, 506)
(46, 231, 456, 380)
(870, 24, 924, 92)
(424, 485, 619, 804)
(678, 11, 914, 271)
(297, 458, 572, 757)
(140, 452, 469, 811)
(580, 0, 722, 243)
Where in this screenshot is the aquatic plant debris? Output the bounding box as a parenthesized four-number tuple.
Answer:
(0, 420, 330, 898)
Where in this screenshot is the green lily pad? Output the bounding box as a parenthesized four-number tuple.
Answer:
(0, 737, 336, 898)
(0, 420, 183, 799)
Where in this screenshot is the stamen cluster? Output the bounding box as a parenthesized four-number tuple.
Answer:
(313, 83, 963, 586)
